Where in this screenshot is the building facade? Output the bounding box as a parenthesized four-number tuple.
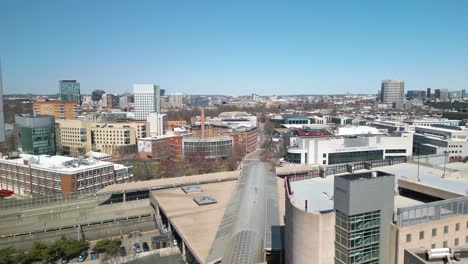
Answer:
(334, 172, 395, 264)
(287, 133, 413, 165)
(380, 80, 405, 103)
(56, 120, 148, 157)
(33, 101, 78, 120)
(133, 84, 160, 120)
(59, 80, 81, 104)
(182, 136, 233, 160)
(15, 114, 56, 155)
(147, 113, 167, 137)
(137, 135, 183, 160)
(0, 153, 133, 195)
(413, 125, 468, 159)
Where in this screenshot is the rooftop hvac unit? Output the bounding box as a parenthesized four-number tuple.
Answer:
(426, 248, 453, 261)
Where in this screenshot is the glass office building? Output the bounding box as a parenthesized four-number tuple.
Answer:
(15, 114, 56, 155)
(60, 80, 81, 104)
(182, 136, 233, 159)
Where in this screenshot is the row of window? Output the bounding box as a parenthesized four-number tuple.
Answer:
(406, 222, 467, 243)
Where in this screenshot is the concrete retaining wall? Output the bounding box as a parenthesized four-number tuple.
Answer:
(0, 215, 156, 251)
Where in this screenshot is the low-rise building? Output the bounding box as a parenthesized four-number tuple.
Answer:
(0, 153, 133, 195)
(413, 125, 468, 159)
(182, 136, 233, 160)
(137, 135, 183, 160)
(168, 120, 187, 129)
(287, 130, 413, 165)
(56, 120, 148, 157)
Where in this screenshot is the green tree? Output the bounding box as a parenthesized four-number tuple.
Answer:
(93, 239, 121, 255)
(0, 247, 16, 264)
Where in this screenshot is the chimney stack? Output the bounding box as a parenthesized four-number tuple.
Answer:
(201, 107, 205, 138)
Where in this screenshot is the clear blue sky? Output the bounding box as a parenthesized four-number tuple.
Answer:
(1, 0, 467, 95)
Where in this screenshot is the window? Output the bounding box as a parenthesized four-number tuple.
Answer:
(444, 226, 449, 234)
(466, 236, 468, 243)
(431, 244, 436, 249)
(443, 241, 448, 248)
(419, 231, 424, 240)
(406, 234, 412, 242)
(432, 228, 437, 237)
(454, 238, 459, 246)
(455, 223, 460, 231)
(323, 153, 327, 158)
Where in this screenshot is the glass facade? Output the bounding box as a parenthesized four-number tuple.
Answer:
(286, 152, 301, 163)
(328, 150, 383, 165)
(60, 80, 81, 103)
(335, 210, 381, 264)
(183, 138, 233, 159)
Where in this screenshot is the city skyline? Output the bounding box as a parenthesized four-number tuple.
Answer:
(1, 0, 468, 95)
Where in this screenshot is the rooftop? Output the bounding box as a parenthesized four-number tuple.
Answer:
(98, 170, 239, 194)
(0, 154, 116, 173)
(150, 180, 237, 263)
(288, 162, 468, 213)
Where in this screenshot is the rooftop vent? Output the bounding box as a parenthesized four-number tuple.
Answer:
(182, 185, 202, 194)
(193, 196, 217, 206)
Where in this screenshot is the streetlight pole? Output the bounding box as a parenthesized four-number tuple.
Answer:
(442, 151, 448, 178)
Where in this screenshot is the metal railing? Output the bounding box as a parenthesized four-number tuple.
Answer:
(397, 196, 468, 227)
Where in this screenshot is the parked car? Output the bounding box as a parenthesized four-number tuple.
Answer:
(142, 242, 149, 252)
(133, 243, 142, 253)
(60, 256, 69, 264)
(78, 251, 88, 262)
(90, 251, 99, 260)
(119, 246, 127, 257)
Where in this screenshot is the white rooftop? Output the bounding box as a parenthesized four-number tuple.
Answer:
(289, 162, 468, 213)
(334, 126, 384, 136)
(0, 154, 118, 173)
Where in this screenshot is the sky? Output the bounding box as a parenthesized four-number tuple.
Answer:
(1, 0, 468, 96)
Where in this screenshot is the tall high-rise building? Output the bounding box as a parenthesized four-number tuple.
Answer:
(426, 88, 432, 98)
(59, 80, 81, 104)
(0, 62, 5, 142)
(434, 88, 449, 102)
(133, 84, 160, 120)
(334, 171, 395, 264)
(169, 93, 184, 108)
(379, 80, 405, 103)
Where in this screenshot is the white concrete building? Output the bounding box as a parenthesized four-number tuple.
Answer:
(404, 118, 460, 127)
(133, 84, 160, 120)
(287, 133, 413, 165)
(147, 112, 167, 137)
(413, 125, 468, 158)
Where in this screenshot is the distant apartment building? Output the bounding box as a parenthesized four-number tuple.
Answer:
(133, 84, 160, 120)
(286, 127, 413, 165)
(0, 153, 133, 195)
(102, 93, 118, 108)
(15, 114, 56, 155)
(59, 80, 81, 104)
(404, 118, 460, 127)
(435, 89, 449, 102)
(407, 90, 427, 99)
(190, 96, 209, 108)
(169, 93, 184, 108)
(380, 80, 405, 103)
(56, 119, 148, 157)
(413, 125, 468, 158)
(33, 101, 78, 120)
(147, 113, 167, 137)
(92, 89, 105, 102)
(167, 120, 187, 128)
(137, 135, 183, 160)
